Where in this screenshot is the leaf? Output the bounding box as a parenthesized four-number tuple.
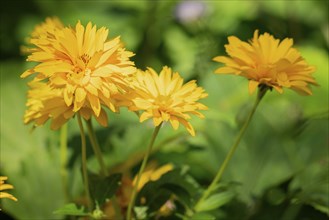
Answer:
(310, 203, 329, 216)
(190, 212, 216, 220)
(195, 191, 234, 212)
(161, 183, 193, 207)
(88, 172, 122, 206)
(137, 169, 199, 212)
(53, 203, 89, 216)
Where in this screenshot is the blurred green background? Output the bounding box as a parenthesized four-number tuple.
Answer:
(0, 0, 328, 219)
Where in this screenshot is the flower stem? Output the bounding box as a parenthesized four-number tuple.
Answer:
(60, 123, 69, 201)
(85, 119, 108, 177)
(77, 113, 92, 211)
(194, 86, 268, 212)
(126, 124, 162, 220)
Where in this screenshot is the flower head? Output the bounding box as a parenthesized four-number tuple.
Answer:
(213, 30, 318, 95)
(0, 176, 17, 202)
(128, 66, 208, 136)
(21, 18, 136, 128)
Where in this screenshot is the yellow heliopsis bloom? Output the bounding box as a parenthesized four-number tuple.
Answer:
(213, 30, 318, 95)
(0, 176, 17, 202)
(21, 18, 136, 128)
(128, 66, 208, 136)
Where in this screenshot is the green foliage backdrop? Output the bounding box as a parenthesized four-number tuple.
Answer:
(1, 0, 328, 219)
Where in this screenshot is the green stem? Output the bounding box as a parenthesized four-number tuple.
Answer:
(60, 123, 69, 201)
(126, 124, 162, 220)
(77, 114, 92, 211)
(194, 86, 268, 211)
(85, 119, 107, 177)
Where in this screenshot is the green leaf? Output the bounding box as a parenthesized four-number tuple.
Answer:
(161, 183, 192, 207)
(195, 191, 234, 212)
(137, 168, 199, 212)
(190, 212, 216, 220)
(53, 203, 89, 216)
(310, 203, 329, 215)
(88, 172, 122, 206)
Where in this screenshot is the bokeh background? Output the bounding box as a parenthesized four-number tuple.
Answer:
(1, 0, 328, 219)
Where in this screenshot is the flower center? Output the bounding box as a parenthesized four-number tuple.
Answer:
(81, 54, 91, 65)
(156, 95, 173, 107)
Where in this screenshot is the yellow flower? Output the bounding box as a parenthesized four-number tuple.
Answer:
(133, 163, 174, 191)
(0, 176, 17, 202)
(21, 18, 136, 128)
(213, 30, 318, 95)
(128, 66, 208, 136)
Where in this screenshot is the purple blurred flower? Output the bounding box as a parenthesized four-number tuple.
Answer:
(175, 0, 207, 23)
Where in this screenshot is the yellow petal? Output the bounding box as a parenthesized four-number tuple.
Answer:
(94, 108, 108, 127)
(64, 88, 73, 106)
(63, 110, 75, 119)
(88, 94, 101, 116)
(140, 111, 152, 122)
(153, 116, 163, 127)
(76, 21, 85, 55)
(75, 87, 87, 103)
(60, 28, 78, 60)
(21, 69, 34, 78)
(133, 99, 152, 110)
(177, 117, 195, 136)
(272, 85, 284, 94)
(0, 192, 18, 201)
(85, 84, 99, 96)
(0, 177, 8, 181)
(273, 38, 293, 62)
(90, 77, 103, 88)
(80, 108, 92, 120)
(51, 75, 67, 85)
(50, 116, 68, 130)
(95, 43, 120, 68)
(169, 116, 179, 130)
(248, 80, 259, 95)
(0, 184, 13, 191)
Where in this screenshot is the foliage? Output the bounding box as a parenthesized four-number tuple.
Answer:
(1, 0, 328, 220)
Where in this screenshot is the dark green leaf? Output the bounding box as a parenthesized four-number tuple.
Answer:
(88, 172, 122, 206)
(137, 168, 198, 212)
